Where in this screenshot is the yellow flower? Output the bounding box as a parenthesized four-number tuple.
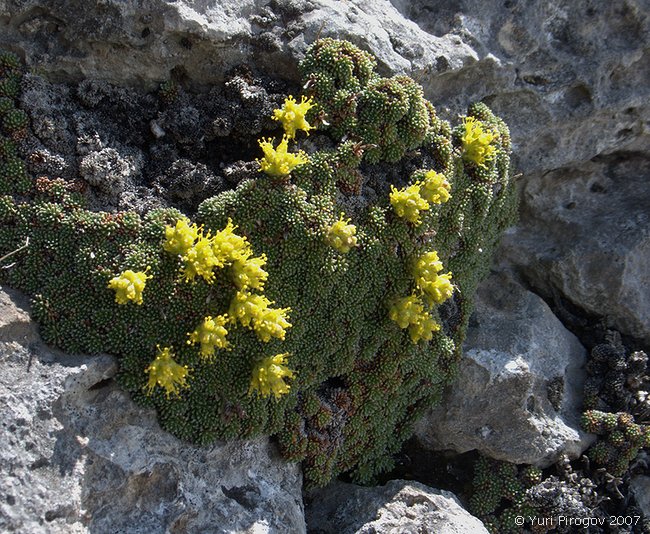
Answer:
(414, 251, 443, 282)
(389, 294, 426, 329)
(163, 219, 199, 256)
(231, 254, 269, 290)
(211, 219, 251, 265)
(326, 214, 358, 253)
(144, 346, 190, 397)
(108, 269, 151, 305)
(229, 290, 292, 342)
(229, 290, 272, 328)
(273, 95, 315, 139)
(420, 170, 451, 204)
(424, 272, 454, 305)
(187, 315, 230, 360)
(407, 313, 440, 343)
(253, 306, 292, 342)
(248, 353, 295, 399)
(389, 294, 440, 343)
(461, 116, 496, 168)
(181, 234, 220, 283)
(257, 135, 309, 178)
(413, 250, 454, 304)
(389, 183, 430, 225)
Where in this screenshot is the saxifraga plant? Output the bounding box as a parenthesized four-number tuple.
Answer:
(0, 39, 516, 487)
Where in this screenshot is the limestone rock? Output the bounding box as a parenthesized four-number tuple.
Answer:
(0, 0, 474, 91)
(305, 479, 488, 534)
(630, 475, 650, 520)
(0, 288, 305, 533)
(500, 153, 650, 345)
(415, 273, 592, 467)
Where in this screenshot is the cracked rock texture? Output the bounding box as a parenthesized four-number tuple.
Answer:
(500, 152, 650, 345)
(0, 287, 305, 534)
(305, 479, 489, 534)
(415, 273, 592, 467)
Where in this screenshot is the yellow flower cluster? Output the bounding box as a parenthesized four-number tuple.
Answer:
(144, 346, 190, 398)
(326, 214, 358, 253)
(163, 219, 199, 256)
(389, 249, 453, 343)
(210, 219, 250, 264)
(257, 94, 316, 179)
(182, 234, 221, 283)
(187, 315, 230, 360)
(257, 135, 309, 178)
(248, 353, 295, 399)
(389, 183, 429, 225)
(107, 269, 151, 305)
(413, 251, 454, 305)
(390, 170, 451, 225)
(389, 295, 440, 343)
(420, 170, 451, 205)
(231, 254, 268, 290)
(138, 217, 293, 399)
(229, 290, 292, 343)
(272, 95, 315, 139)
(461, 116, 496, 168)
(163, 218, 269, 288)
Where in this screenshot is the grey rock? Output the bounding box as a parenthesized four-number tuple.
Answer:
(306, 479, 488, 534)
(415, 273, 592, 467)
(500, 153, 650, 345)
(0, 0, 475, 90)
(0, 288, 305, 533)
(630, 475, 650, 519)
(0, 286, 37, 345)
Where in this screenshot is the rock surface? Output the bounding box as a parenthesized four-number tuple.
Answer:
(0, 287, 305, 534)
(631, 475, 650, 520)
(500, 153, 650, 345)
(415, 273, 592, 466)
(305, 479, 488, 534)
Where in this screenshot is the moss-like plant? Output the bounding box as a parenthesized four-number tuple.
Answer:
(0, 40, 517, 487)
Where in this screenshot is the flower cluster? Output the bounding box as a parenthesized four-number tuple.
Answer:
(164, 218, 266, 286)
(272, 95, 315, 139)
(138, 217, 291, 398)
(413, 251, 454, 305)
(144, 346, 190, 398)
(390, 169, 451, 225)
(257, 95, 316, 178)
(326, 214, 358, 253)
(420, 170, 451, 204)
(248, 353, 295, 399)
(231, 254, 268, 290)
(107, 269, 150, 305)
(461, 116, 496, 168)
(389, 183, 429, 225)
(258, 135, 309, 178)
(163, 218, 199, 256)
(187, 315, 230, 360)
(229, 290, 292, 342)
(389, 295, 440, 343)
(210, 219, 250, 264)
